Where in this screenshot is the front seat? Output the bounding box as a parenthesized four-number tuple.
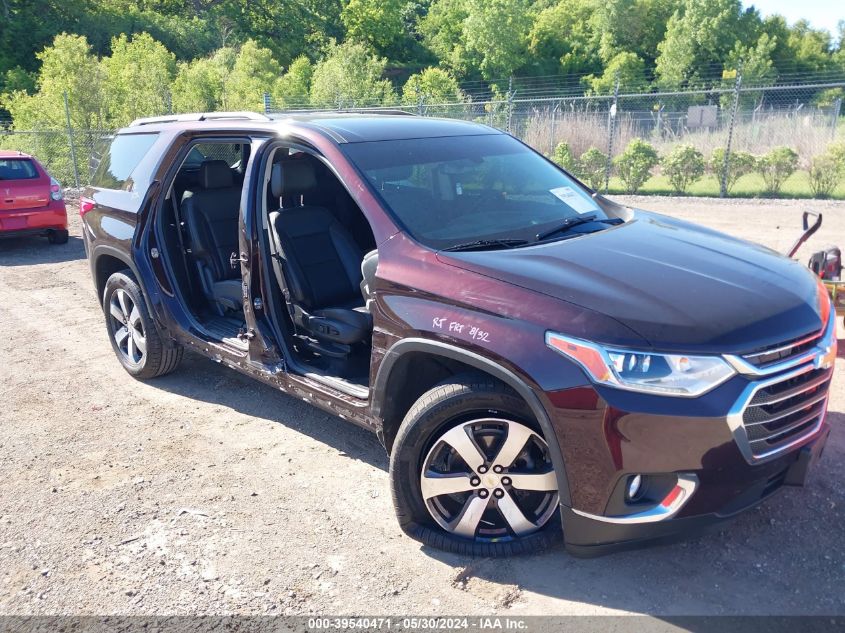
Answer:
(268, 161, 372, 350)
(181, 160, 243, 315)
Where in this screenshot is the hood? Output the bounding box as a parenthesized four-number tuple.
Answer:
(436, 210, 824, 354)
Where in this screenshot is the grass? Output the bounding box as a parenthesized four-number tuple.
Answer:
(606, 171, 845, 200)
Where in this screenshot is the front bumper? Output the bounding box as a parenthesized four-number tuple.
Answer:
(560, 425, 830, 557)
(546, 310, 836, 557)
(0, 203, 68, 237)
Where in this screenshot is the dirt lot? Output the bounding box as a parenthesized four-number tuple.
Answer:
(1, 196, 844, 617)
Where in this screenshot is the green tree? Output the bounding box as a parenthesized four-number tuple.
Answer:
(274, 56, 314, 108)
(2, 33, 104, 130)
(402, 67, 463, 105)
(217, 0, 343, 67)
(77, 6, 218, 62)
(0, 0, 92, 83)
(103, 32, 176, 125)
(587, 52, 647, 94)
(418, 0, 471, 73)
(3, 67, 36, 95)
(655, 0, 757, 87)
(225, 39, 282, 112)
(0, 33, 104, 184)
(462, 0, 534, 79)
(310, 41, 396, 107)
(613, 138, 659, 193)
(171, 56, 225, 113)
(785, 20, 835, 74)
(726, 33, 776, 88)
(527, 0, 601, 76)
(813, 88, 845, 107)
(342, 0, 405, 55)
(590, 0, 680, 67)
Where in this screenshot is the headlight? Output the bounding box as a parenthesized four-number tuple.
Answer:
(545, 332, 736, 397)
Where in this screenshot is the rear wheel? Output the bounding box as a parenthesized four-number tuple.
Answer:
(48, 229, 68, 244)
(103, 270, 183, 379)
(390, 375, 561, 557)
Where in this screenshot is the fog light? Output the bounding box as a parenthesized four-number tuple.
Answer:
(627, 474, 643, 500)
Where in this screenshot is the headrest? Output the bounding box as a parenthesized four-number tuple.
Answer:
(200, 160, 234, 189)
(271, 161, 317, 199)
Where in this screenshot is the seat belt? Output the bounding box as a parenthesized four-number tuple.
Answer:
(268, 215, 307, 337)
(172, 193, 197, 300)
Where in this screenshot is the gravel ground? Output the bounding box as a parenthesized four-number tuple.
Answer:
(0, 195, 843, 617)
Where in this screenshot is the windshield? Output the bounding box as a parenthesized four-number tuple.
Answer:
(343, 134, 612, 249)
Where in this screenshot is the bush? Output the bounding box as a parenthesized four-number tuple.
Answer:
(662, 144, 705, 194)
(577, 147, 609, 191)
(757, 147, 799, 196)
(808, 153, 843, 198)
(552, 141, 579, 173)
(827, 143, 845, 174)
(709, 148, 756, 193)
(613, 139, 659, 194)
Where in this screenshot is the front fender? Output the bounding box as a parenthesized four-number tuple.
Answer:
(372, 336, 574, 507)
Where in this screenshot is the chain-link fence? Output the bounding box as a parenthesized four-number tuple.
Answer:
(269, 78, 844, 196)
(2, 77, 843, 196)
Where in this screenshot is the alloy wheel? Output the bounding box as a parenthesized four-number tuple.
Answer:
(419, 418, 559, 541)
(109, 288, 147, 366)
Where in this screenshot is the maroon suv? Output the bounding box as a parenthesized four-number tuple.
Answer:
(80, 112, 835, 557)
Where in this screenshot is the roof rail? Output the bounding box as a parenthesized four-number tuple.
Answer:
(128, 111, 272, 127)
(272, 108, 417, 118)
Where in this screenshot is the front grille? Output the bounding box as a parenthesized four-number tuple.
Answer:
(741, 367, 832, 457)
(741, 330, 823, 368)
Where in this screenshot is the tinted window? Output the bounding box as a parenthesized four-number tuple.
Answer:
(0, 158, 39, 180)
(91, 133, 158, 190)
(183, 143, 244, 168)
(343, 135, 609, 249)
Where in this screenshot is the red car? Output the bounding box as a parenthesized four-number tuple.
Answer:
(0, 151, 68, 244)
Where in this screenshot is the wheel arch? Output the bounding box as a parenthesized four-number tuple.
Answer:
(91, 246, 157, 317)
(372, 337, 572, 507)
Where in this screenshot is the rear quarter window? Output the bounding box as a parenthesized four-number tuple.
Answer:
(91, 133, 158, 190)
(0, 158, 39, 180)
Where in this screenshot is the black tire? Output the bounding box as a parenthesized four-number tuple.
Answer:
(102, 270, 183, 379)
(390, 374, 562, 557)
(48, 229, 68, 244)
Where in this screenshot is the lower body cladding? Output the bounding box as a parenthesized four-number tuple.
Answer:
(546, 359, 834, 557)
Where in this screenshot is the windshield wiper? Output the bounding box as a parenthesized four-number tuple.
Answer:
(535, 215, 621, 241)
(442, 238, 530, 252)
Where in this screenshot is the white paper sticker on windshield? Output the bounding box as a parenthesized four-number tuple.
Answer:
(550, 186, 598, 214)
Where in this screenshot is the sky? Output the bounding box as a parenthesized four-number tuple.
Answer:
(748, 0, 843, 40)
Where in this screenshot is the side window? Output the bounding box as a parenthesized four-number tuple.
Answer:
(91, 133, 159, 190)
(184, 142, 245, 169)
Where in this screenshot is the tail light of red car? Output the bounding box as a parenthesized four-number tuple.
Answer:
(49, 176, 64, 201)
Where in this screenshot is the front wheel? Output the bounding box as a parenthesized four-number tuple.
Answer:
(103, 270, 183, 379)
(390, 375, 561, 557)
